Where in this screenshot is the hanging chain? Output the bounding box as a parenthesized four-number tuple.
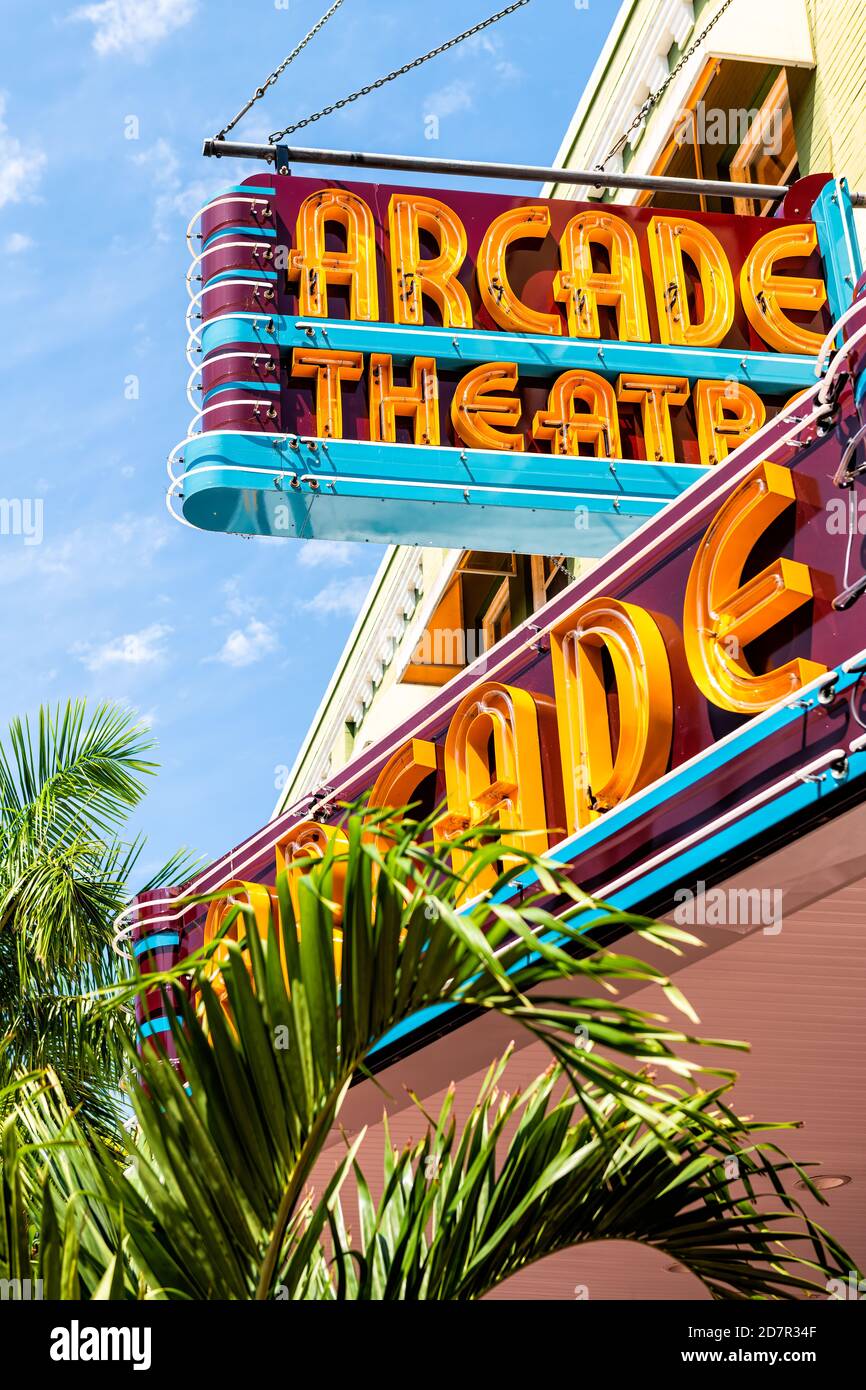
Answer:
(269, 0, 532, 143)
(597, 0, 735, 169)
(215, 0, 347, 142)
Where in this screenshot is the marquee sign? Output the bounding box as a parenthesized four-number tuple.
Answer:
(173, 172, 859, 555)
(138, 279, 866, 1060)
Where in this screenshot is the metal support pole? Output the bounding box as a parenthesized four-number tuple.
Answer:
(201, 138, 866, 205)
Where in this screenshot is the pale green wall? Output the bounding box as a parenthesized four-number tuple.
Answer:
(556, 0, 866, 199)
(795, 0, 866, 191)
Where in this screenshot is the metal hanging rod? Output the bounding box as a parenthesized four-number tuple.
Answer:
(202, 138, 835, 203)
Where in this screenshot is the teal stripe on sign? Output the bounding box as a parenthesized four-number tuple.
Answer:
(204, 269, 279, 287)
(202, 226, 278, 250)
(133, 931, 180, 957)
(202, 380, 280, 404)
(207, 186, 276, 200)
(138, 1016, 174, 1038)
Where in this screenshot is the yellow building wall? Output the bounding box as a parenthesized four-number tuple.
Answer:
(796, 0, 866, 238)
(796, 0, 866, 183)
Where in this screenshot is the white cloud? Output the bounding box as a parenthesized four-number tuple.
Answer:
(110, 515, 169, 551)
(459, 34, 499, 58)
(132, 136, 180, 187)
(3, 232, 33, 254)
(495, 59, 522, 83)
(219, 576, 256, 619)
(215, 618, 278, 668)
(300, 578, 370, 618)
(132, 137, 224, 242)
(0, 514, 170, 588)
(425, 80, 474, 120)
(454, 33, 522, 83)
(70, 0, 197, 57)
(0, 94, 46, 209)
(74, 622, 172, 671)
(296, 540, 357, 570)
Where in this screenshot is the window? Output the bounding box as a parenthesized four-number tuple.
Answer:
(481, 577, 512, 651)
(633, 59, 802, 215)
(531, 555, 571, 610)
(730, 71, 798, 216)
(400, 551, 569, 687)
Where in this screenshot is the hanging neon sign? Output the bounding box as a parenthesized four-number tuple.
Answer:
(138, 282, 866, 1059)
(172, 173, 860, 553)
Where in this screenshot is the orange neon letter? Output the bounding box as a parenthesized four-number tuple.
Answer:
(477, 206, 562, 335)
(369, 355, 440, 446)
(648, 215, 735, 348)
(288, 188, 378, 320)
(438, 681, 559, 889)
(451, 362, 523, 451)
(274, 821, 349, 973)
(694, 379, 766, 467)
(199, 879, 279, 1018)
(554, 210, 650, 342)
(388, 194, 472, 328)
(616, 374, 689, 463)
(368, 738, 441, 811)
(740, 224, 828, 355)
(551, 598, 673, 833)
(367, 738, 441, 857)
(292, 347, 363, 439)
(684, 461, 826, 713)
(532, 370, 621, 457)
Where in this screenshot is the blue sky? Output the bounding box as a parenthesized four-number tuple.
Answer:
(0, 0, 617, 879)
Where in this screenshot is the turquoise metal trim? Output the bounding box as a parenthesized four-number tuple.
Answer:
(199, 313, 818, 390)
(201, 380, 281, 404)
(206, 186, 276, 200)
(370, 670, 866, 1057)
(180, 431, 705, 554)
(201, 225, 278, 251)
(133, 931, 180, 958)
(138, 1016, 174, 1038)
(203, 269, 279, 287)
(856, 325, 866, 410)
(184, 432, 700, 498)
(812, 178, 863, 326)
(535, 664, 862, 879)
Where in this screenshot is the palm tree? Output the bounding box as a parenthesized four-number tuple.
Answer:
(0, 700, 194, 1138)
(1, 804, 857, 1300)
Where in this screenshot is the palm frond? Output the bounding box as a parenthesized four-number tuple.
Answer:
(290, 1061, 851, 1301)
(0, 699, 195, 1137)
(0, 700, 156, 840)
(3, 805, 857, 1300)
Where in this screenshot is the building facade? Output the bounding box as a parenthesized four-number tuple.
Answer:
(548, 0, 866, 237)
(131, 0, 866, 1299)
(274, 0, 866, 820)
